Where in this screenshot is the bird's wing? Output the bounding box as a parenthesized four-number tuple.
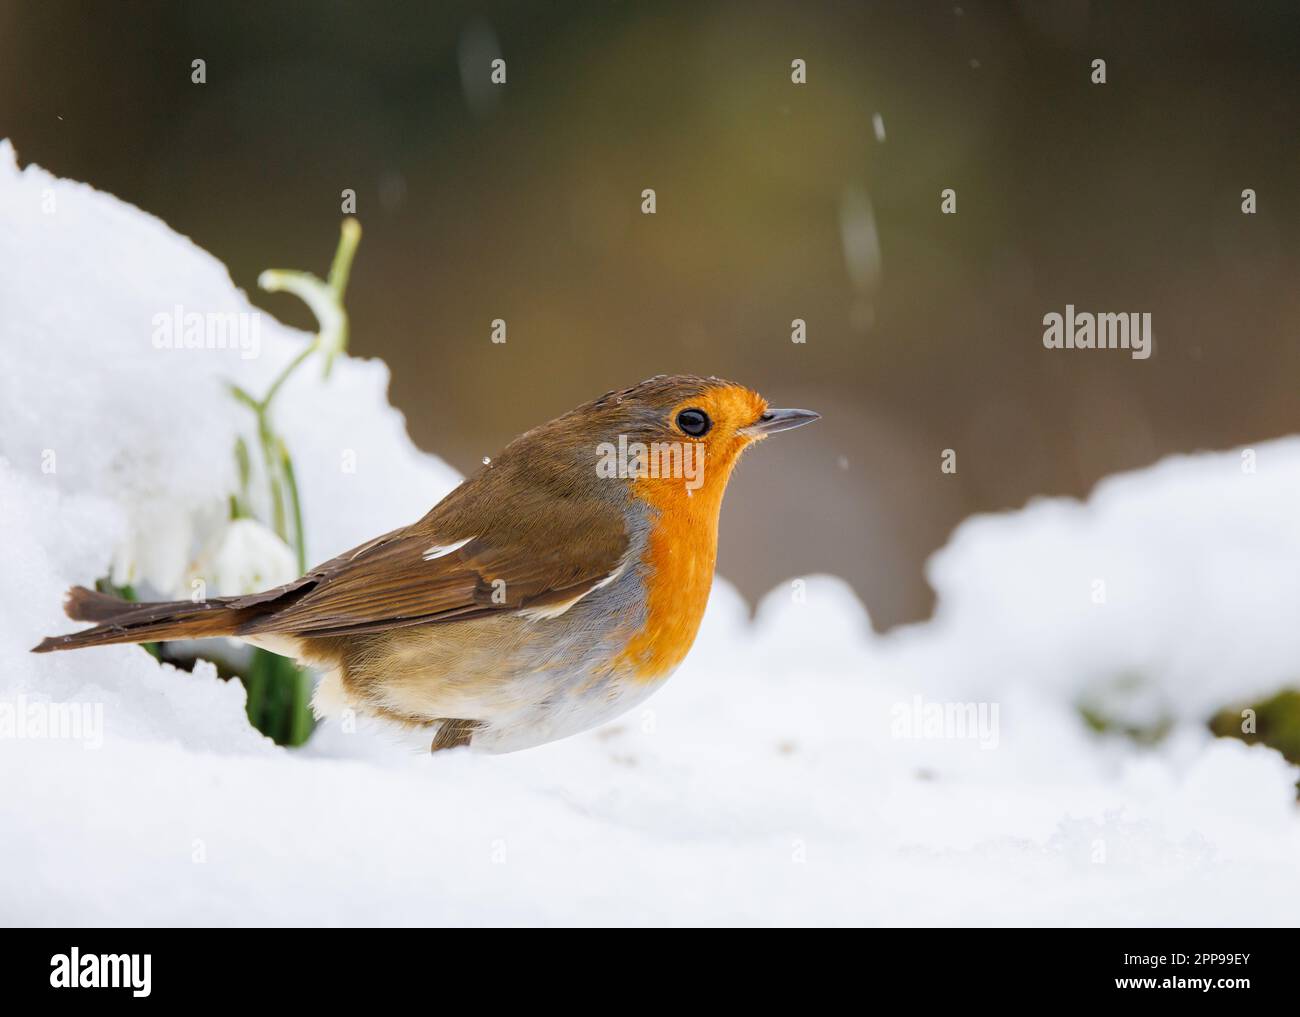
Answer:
(231, 503, 630, 639)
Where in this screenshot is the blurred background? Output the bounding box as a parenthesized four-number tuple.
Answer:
(2, 0, 1297, 628)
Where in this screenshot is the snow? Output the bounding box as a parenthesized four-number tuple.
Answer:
(2, 139, 1298, 926)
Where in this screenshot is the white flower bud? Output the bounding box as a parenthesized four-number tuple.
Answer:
(190, 519, 297, 597)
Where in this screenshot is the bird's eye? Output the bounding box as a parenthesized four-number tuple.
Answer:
(675, 408, 711, 437)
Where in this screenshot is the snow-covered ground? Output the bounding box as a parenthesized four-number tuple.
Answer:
(2, 140, 1297, 926)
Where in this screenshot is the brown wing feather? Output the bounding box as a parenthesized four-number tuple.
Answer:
(233, 496, 630, 639)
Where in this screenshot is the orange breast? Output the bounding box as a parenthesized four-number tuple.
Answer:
(616, 470, 730, 681)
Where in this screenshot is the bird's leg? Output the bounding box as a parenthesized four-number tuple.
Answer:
(430, 718, 482, 752)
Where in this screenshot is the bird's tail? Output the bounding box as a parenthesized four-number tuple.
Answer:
(31, 585, 253, 653)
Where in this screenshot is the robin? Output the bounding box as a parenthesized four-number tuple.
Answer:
(33, 375, 819, 753)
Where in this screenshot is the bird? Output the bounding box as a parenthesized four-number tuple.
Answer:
(33, 375, 819, 753)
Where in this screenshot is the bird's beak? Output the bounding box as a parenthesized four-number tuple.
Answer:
(740, 407, 821, 438)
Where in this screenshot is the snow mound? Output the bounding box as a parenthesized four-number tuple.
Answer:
(902, 446, 1300, 725)
(2, 140, 1298, 926)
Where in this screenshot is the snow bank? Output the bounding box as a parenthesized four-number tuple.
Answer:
(2, 140, 1297, 926)
(896, 447, 1300, 727)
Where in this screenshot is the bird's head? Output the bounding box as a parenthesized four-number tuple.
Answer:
(480, 374, 818, 525)
(571, 374, 819, 513)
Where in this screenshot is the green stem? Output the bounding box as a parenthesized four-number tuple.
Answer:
(328, 218, 362, 298)
(258, 414, 287, 539)
(228, 384, 260, 413)
(232, 436, 253, 519)
(258, 341, 318, 411)
(279, 437, 307, 574)
(289, 666, 314, 746)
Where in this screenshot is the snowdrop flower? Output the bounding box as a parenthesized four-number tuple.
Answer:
(257, 218, 360, 380)
(110, 510, 202, 596)
(189, 518, 298, 597)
